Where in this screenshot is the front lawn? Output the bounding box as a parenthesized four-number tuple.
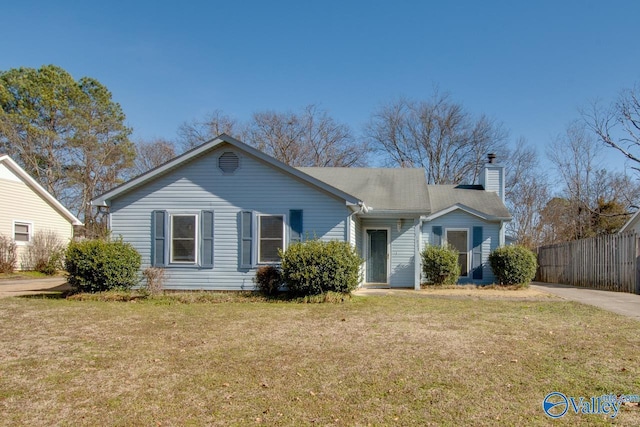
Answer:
(0, 294, 638, 425)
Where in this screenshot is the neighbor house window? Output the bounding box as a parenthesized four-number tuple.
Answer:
(14, 221, 31, 243)
(258, 215, 284, 263)
(446, 229, 469, 277)
(170, 214, 197, 263)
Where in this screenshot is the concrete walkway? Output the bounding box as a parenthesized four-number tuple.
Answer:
(530, 282, 640, 321)
(0, 277, 70, 298)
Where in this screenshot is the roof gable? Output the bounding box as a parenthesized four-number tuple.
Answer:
(427, 184, 511, 221)
(0, 155, 83, 226)
(619, 210, 640, 233)
(92, 134, 362, 207)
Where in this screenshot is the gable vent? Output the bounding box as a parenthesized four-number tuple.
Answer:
(218, 152, 239, 173)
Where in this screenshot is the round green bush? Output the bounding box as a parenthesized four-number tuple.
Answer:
(280, 239, 362, 296)
(421, 244, 461, 286)
(489, 245, 537, 286)
(65, 238, 142, 293)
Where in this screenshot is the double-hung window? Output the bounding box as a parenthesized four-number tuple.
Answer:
(170, 214, 197, 263)
(258, 215, 284, 263)
(14, 221, 31, 243)
(240, 211, 302, 267)
(152, 210, 214, 268)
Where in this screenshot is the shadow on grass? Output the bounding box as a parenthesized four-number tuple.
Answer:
(14, 283, 74, 300)
(18, 291, 74, 300)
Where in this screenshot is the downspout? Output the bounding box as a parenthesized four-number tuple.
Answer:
(415, 216, 426, 290)
(346, 201, 368, 244)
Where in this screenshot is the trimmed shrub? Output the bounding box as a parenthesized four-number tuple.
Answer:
(280, 239, 362, 296)
(254, 265, 282, 296)
(421, 244, 460, 286)
(489, 245, 537, 286)
(141, 267, 166, 296)
(65, 238, 141, 293)
(21, 230, 66, 275)
(0, 234, 17, 273)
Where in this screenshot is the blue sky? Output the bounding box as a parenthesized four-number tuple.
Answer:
(2, 1, 640, 174)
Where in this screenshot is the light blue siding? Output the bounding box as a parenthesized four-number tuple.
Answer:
(109, 145, 349, 290)
(353, 216, 364, 286)
(480, 165, 505, 200)
(353, 216, 362, 254)
(421, 210, 501, 285)
(361, 218, 415, 288)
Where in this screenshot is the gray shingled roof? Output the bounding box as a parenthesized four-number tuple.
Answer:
(298, 168, 511, 219)
(427, 185, 511, 219)
(297, 167, 430, 212)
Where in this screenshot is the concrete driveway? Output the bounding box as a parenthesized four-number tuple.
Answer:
(530, 282, 640, 321)
(0, 277, 70, 298)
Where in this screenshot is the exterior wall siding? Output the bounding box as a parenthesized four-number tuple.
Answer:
(0, 176, 75, 269)
(353, 216, 364, 286)
(480, 166, 504, 200)
(109, 146, 349, 290)
(361, 217, 415, 288)
(354, 216, 362, 256)
(422, 210, 502, 284)
(348, 215, 356, 246)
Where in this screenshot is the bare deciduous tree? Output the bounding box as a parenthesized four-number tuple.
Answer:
(246, 104, 367, 167)
(177, 110, 240, 153)
(65, 77, 135, 230)
(503, 141, 549, 248)
(365, 93, 508, 184)
(131, 138, 177, 176)
(585, 84, 640, 174)
(545, 121, 639, 241)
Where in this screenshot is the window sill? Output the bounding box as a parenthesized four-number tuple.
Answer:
(162, 264, 212, 269)
(256, 262, 282, 267)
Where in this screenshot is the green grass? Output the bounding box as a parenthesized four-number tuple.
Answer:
(0, 270, 62, 280)
(0, 294, 638, 426)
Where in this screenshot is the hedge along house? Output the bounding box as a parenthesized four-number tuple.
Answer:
(92, 134, 511, 290)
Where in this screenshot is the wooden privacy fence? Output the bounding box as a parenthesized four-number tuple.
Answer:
(536, 232, 640, 294)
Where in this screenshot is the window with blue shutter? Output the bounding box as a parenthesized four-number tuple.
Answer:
(152, 210, 167, 267)
(171, 214, 197, 263)
(472, 226, 483, 280)
(152, 210, 214, 267)
(240, 211, 253, 268)
(289, 210, 303, 243)
(258, 215, 285, 263)
(201, 210, 214, 268)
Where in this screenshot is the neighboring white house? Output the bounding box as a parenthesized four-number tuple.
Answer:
(92, 134, 511, 290)
(619, 210, 640, 234)
(0, 154, 82, 269)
